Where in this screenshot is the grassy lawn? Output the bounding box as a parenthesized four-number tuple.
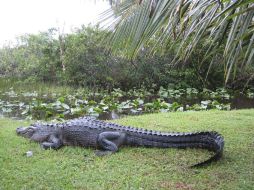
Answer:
(0, 110, 254, 190)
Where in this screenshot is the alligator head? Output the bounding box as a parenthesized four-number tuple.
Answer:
(16, 125, 50, 142)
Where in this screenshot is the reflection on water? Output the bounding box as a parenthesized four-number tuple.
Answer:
(231, 95, 254, 109)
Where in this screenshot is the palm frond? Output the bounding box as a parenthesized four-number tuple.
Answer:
(101, 0, 254, 84)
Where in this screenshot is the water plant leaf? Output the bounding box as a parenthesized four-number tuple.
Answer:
(57, 97, 65, 103)
(61, 103, 70, 110)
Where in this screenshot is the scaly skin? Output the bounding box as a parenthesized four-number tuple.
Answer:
(16, 117, 224, 167)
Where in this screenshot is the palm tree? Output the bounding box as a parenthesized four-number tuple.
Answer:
(101, 0, 254, 85)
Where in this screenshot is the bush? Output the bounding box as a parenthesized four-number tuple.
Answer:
(1, 25, 250, 91)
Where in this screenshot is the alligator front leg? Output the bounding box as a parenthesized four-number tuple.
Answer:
(41, 135, 63, 150)
(95, 132, 126, 156)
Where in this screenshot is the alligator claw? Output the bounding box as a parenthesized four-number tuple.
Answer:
(94, 150, 113, 157)
(40, 143, 49, 150)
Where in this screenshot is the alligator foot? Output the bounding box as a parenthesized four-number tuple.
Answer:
(41, 142, 53, 150)
(97, 131, 126, 152)
(40, 135, 62, 150)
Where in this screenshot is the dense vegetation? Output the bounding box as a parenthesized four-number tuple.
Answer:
(1, 25, 252, 91)
(106, 0, 254, 85)
(0, 1, 253, 93)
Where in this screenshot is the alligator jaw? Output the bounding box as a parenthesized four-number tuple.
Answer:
(16, 126, 36, 138)
(16, 127, 27, 135)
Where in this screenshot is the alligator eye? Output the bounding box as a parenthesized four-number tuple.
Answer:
(27, 128, 34, 132)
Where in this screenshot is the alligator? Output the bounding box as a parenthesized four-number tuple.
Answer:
(16, 117, 224, 167)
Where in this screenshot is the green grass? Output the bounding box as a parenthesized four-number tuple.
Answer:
(0, 110, 254, 190)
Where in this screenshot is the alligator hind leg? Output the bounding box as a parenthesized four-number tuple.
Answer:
(41, 135, 63, 150)
(95, 132, 126, 156)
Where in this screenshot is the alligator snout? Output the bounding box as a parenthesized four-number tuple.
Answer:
(16, 127, 25, 134)
(16, 126, 31, 135)
(16, 126, 38, 138)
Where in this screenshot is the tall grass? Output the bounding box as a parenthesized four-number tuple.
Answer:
(0, 78, 86, 95)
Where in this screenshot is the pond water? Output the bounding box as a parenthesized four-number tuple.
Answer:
(0, 88, 253, 121)
(230, 95, 254, 109)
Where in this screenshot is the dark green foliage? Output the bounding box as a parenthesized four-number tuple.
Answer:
(63, 26, 110, 87)
(105, 0, 254, 85)
(0, 26, 218, 90)
(0, 28, 61, 82)
(0, 25, 252, 90)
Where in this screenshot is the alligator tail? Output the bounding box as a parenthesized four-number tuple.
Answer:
(126, 131, 224, 167)
(190, 132, 224, 167)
